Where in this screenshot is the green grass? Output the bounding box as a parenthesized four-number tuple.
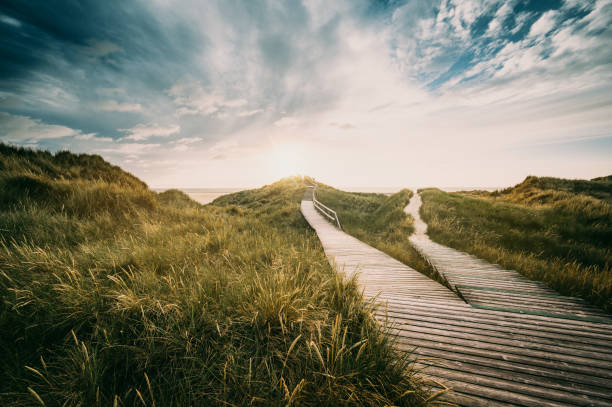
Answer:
(419, 175, 612, 312)
(314, 185, 447, 286)
(0, 145, 432, 406)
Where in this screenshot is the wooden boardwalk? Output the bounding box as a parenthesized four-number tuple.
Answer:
(301, 190, 612, 407)
(405, 194, 610, 322)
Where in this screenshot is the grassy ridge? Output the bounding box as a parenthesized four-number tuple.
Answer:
(314, 185, 446, 286)
(0, 145, 429, 406)
(419, 176, 612, 311)
(0, 144, 148, 189)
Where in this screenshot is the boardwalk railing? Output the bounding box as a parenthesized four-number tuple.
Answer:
(309, 184, 342, 230)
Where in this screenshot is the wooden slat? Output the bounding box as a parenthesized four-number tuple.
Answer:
(422, 365, 611, 407)
(415, 359, 612, 402)
(377, 296, 612, 334)
(392, 330, 612, 374)
(402, 342, 612, 389)
(376, 310, 612, 351)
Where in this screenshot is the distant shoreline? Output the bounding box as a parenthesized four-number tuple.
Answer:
(152, 186, 500, 205)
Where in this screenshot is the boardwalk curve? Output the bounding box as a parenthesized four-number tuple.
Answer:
(405, 194, 610, 322)
(301, 188, 612, 407)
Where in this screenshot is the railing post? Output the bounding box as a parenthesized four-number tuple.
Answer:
(310, 182, 342, 230)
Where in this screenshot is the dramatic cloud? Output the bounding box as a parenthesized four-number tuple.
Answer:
(0, 112, 83, 142)
(97, 100, 143, 112)
(168, 78, 248, 116)
(1, 0, 611, 187)
(101, 143, 162, 156)
(173, 137, 202, 145)
(75, 133, 112, 142)
(0, 13, 20, 27)
(80, 40, 123, 58)
(121, 123, 180, 141)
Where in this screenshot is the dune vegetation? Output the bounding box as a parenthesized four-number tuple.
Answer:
(419, 175, 612, 312)
(0, 144, 432, 406)
(314, 185, 447, 286)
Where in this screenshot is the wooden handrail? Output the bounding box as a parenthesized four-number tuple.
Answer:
(308, 183, 342, 230)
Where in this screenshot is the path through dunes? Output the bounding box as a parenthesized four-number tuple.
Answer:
(301, 189, 612, 407)
(302, 189, 462, 304)
(405, 194, 610, 322)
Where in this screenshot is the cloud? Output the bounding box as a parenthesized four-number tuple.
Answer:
(207, 139, 249, 161)
(167, 77, 248, 116)
(237, 109, 264, 117)
(0, 13, 21, 27)
(388, 0, 597, 89)
(121, 123, 180, 141)
(274, 117, 299, 128)
(415, 0, 612, 101)
(485, 3, 513, 36)
(100, 143, 161, 156)
(529, 10, 558, 37)
(0, 0, 202, 114)
(173, 144, 189, 152)
(224, 99, 248, 108)
(173, 137, 202, 144)
(97, 100, 142, 112)
(0, 112, 82, 142)
(96, 87, 126, 96)
(75, 133, 113, 142)
(80, 39, 123, 58)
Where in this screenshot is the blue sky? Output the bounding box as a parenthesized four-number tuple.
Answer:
(1, 0, 611, 187)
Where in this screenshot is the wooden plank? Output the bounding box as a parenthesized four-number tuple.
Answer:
(422, 365, 612, 407)
(377, 296, 612, 333)
(378, 314, 612, 357)
(387, 323, 612, 364)
(467, 303, 612, 324)
(376, 310, 612, 351)
(459, 290, 596, 307)
(458, 285, 601, 303)
(405, 343, 612, 389)
(416, 359, 612, 401)
(379, 295, 612, 329)
(394, 336, 612, 379)
(421, 368, 605, 407)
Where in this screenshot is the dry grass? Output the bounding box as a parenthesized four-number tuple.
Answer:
(0, 145, 432, 406)
(419, 176, 612, 312)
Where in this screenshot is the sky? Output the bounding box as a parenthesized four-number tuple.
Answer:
(1, 0, 611, 188)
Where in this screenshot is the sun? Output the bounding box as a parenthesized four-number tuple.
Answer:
(267, 142, 306, 179)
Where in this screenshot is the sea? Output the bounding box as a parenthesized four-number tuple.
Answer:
(153, 186, 499, 205)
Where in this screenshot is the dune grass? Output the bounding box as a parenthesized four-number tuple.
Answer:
(314, 185, 446, 286)
(419, 176, 612, 312)
(0, 145, 431, 406)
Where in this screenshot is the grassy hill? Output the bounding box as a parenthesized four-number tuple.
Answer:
(0, 145, 429, 406)
(0, 144, 156, 223)
(420, 175, 612, 311)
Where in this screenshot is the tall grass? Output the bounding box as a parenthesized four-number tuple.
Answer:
(419, 176, 612, 311)
(0, 145, 431, 406)
(0, 143, 148, 189)
(314, 185, 447, 286)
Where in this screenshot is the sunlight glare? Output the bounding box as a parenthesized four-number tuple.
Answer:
(266, 142, 306, 179)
